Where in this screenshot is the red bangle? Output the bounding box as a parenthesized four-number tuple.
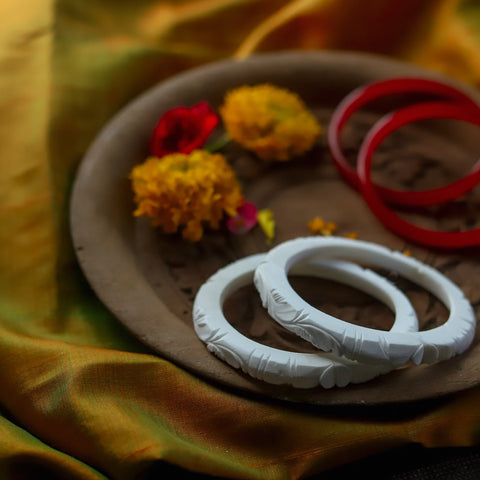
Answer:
(357, 101, 480, 249)
(328, 77, 480, 207)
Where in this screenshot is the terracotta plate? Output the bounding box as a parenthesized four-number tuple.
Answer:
(70, 51, 480, 406)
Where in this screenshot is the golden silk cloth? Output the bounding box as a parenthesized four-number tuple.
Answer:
(1, 0, 480, 478)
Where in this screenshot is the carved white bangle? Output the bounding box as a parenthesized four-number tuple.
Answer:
(254, 237, 476, 367)
(193, 253, 418, 389)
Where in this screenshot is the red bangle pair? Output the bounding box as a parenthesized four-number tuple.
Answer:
(328, 77, 480, 249)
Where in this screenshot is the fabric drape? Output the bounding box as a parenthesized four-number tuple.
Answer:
(1, 1, 480, 478)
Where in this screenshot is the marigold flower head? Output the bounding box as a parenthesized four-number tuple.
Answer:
(130, 150, 243, 241)
(219, 84, 322, 161)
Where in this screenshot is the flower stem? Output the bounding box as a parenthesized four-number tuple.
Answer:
(205, 132, 230, 153)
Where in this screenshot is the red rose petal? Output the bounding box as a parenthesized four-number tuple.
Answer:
(150, 101, 219, 157)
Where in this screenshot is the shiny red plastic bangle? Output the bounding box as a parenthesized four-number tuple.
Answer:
(328, 77, 480, 207)
(357, 101, 480, 249)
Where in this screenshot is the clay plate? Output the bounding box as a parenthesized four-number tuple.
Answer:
(70, 51, 480, 406)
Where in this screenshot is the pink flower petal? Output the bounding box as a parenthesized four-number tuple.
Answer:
(227, 202, 258, 234)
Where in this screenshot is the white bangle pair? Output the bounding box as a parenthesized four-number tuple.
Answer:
(193, 237, 476, 389)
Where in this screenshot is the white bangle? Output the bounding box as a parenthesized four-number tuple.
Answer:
(193, 253, 418, 389)
(254, 237, 476, 367)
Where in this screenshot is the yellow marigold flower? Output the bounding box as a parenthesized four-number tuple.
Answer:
(219, 84, 322, 161)
(130, 150, 243, 241)
(343, 232, 359, 240)
(308, 217, 338, 236)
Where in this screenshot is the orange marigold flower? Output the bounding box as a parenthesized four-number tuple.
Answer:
(130, 150, 243, 241)
(219, 84, 322, 161)
(308, 217, 338, 236)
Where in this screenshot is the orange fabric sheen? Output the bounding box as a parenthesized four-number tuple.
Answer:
(1, 0, 480, 478)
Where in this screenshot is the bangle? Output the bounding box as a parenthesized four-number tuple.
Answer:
(357, 101, 480, 249)
(254, 237, 475, 366)
(328, 77, 480, 207)
(193, 254, 418, 388)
